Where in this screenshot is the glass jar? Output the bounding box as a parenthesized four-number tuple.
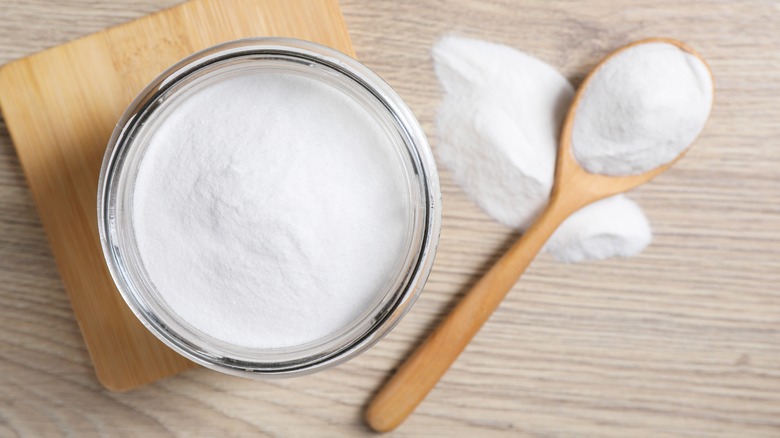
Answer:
(97, 38, 441, 378)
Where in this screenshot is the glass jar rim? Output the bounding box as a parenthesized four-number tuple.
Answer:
(97, 37, 441, 378)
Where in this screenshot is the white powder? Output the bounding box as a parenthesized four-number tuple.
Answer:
(572, 42, 713, 175)
(132, 70, 411, 349)
(433, 36, 651, 262)
(544, 195, 651, 263)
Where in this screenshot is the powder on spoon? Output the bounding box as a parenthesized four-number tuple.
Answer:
(432, 36, 651, 262)
(132, 71, 411, 349)
(572, 42, 713, 176)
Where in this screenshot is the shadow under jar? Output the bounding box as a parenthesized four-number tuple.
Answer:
(98, 38, 441, 378)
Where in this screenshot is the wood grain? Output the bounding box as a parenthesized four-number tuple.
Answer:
(0, 0, 354, 392)
(1, 0, 779, 436)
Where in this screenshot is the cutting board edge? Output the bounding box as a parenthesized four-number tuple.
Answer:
(1, 1, 193, 75)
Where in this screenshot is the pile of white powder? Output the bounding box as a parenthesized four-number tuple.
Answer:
(572, 42, 713, 175)
(433, 36, 652, 262)
(132, 70, 411, 349)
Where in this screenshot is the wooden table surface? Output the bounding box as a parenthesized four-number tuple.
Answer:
(1, 1, 778, 436)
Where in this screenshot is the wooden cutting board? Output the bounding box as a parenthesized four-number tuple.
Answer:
(0, 0, 354, 392)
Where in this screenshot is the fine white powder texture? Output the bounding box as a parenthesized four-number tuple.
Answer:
(433, 36, 651, 262)
(544, 195, 651, 263)
(132, 71, 410, 349)
(572, 42, 713, 175)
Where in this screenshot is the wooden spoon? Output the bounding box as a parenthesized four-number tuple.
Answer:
(365, 38, 713, 433)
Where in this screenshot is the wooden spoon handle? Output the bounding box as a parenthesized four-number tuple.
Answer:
(365, 197, 575, 432)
